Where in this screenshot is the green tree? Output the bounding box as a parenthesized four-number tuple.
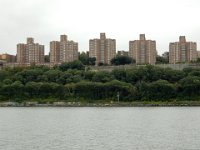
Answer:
(44, 70, 63, 83)
(29, 82, 64, 99)
(10, 81, 24, 99)
(15, 69, 44, 83)
(44, 55, 50, 63)
(145, 80, 176, 100)
(1, 84, 13, 100)
(196, 58, 200, 63)
(136, 65, 162, 82)
(73, 80, 135, 101)
(161, 68, 185, 83)
(111, 55, 135, 65)
(79, 52, 88, 65)
(3, 79, 12, 85)
(111, 69, 127, 82)
(0, 70, 9, 82)
(125, 69, 140, 85)
(25, 82, 42, 98)
(88, 57, 96, 65)
(59, 60, 84, 71)
(104, 80, 136, 101)
(156, 55, 169, 64)
(179, 76, 200, 97)
(189, 70, 200, 77)
(79, 52, 96, 65)
(92, 71, 113, 83)
(64, 83, 76, 98)
(83, 71, 96, 81)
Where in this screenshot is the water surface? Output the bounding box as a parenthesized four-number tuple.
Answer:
(0, 107, 200, 150)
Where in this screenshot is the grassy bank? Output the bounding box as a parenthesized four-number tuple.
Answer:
(1, 100, 200, 107)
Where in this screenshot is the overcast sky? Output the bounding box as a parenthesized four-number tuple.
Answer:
(0, 0, 200, 55)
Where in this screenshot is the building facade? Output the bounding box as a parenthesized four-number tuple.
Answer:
(17, 38, 44, 63)
(197, 51, 200, 58)
(0, 53, 16, 63)
(129, 34, 156, 65)
(50, 41, 60, 63)
(50, 35, 78, 63)
(89, 33, 116, 65)
(117, 50, 129, 56)
(169, 36, 197, 64)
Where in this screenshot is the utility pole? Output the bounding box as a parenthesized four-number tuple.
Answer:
(117, 92, 120, 103)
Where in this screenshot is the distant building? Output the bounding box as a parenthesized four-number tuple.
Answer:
(129, 34, 156, 65)
(197, 51, 200, 58)
(169, 36, 197, 64)
(50, 35, 78, 63)
(50, 41, 60, 63)
(17, 38, 44, 63)
(89, 33, 116, 65)
(117, 50, 129, 56)
(0, 53, 16, 63)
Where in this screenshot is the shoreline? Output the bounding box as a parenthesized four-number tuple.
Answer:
(1, 101, 200, 107)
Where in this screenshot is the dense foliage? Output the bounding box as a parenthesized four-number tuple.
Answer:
(156, 55, 169, 64)
(0, 61, 200, 102)
(111, 55, 135, 65)
(78, 52, 96, 65)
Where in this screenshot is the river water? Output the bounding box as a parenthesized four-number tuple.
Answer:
(0, 107, 200, 150)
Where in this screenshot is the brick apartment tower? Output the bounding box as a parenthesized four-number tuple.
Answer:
(169, 36, 197, 64)
(50, 35, 78, 63)
(129, 34, 156, 65)
(89, 33, 116, 65)
(17, 38, 44, 63)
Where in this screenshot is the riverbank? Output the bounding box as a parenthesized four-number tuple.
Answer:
(1, 100, 200, 107)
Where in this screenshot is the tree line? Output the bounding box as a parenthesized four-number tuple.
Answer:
(0, 60, 200, 102)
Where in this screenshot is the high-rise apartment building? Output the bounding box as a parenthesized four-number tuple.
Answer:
(129, 34, 156, 65)
(50, 41, 60, 63)
(169, 36, 197, 64)
(89, 33, 116, 65)
(17, 38, 44, 63)
(17, 44, 27, 63)
(50, 35, 78, 63)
